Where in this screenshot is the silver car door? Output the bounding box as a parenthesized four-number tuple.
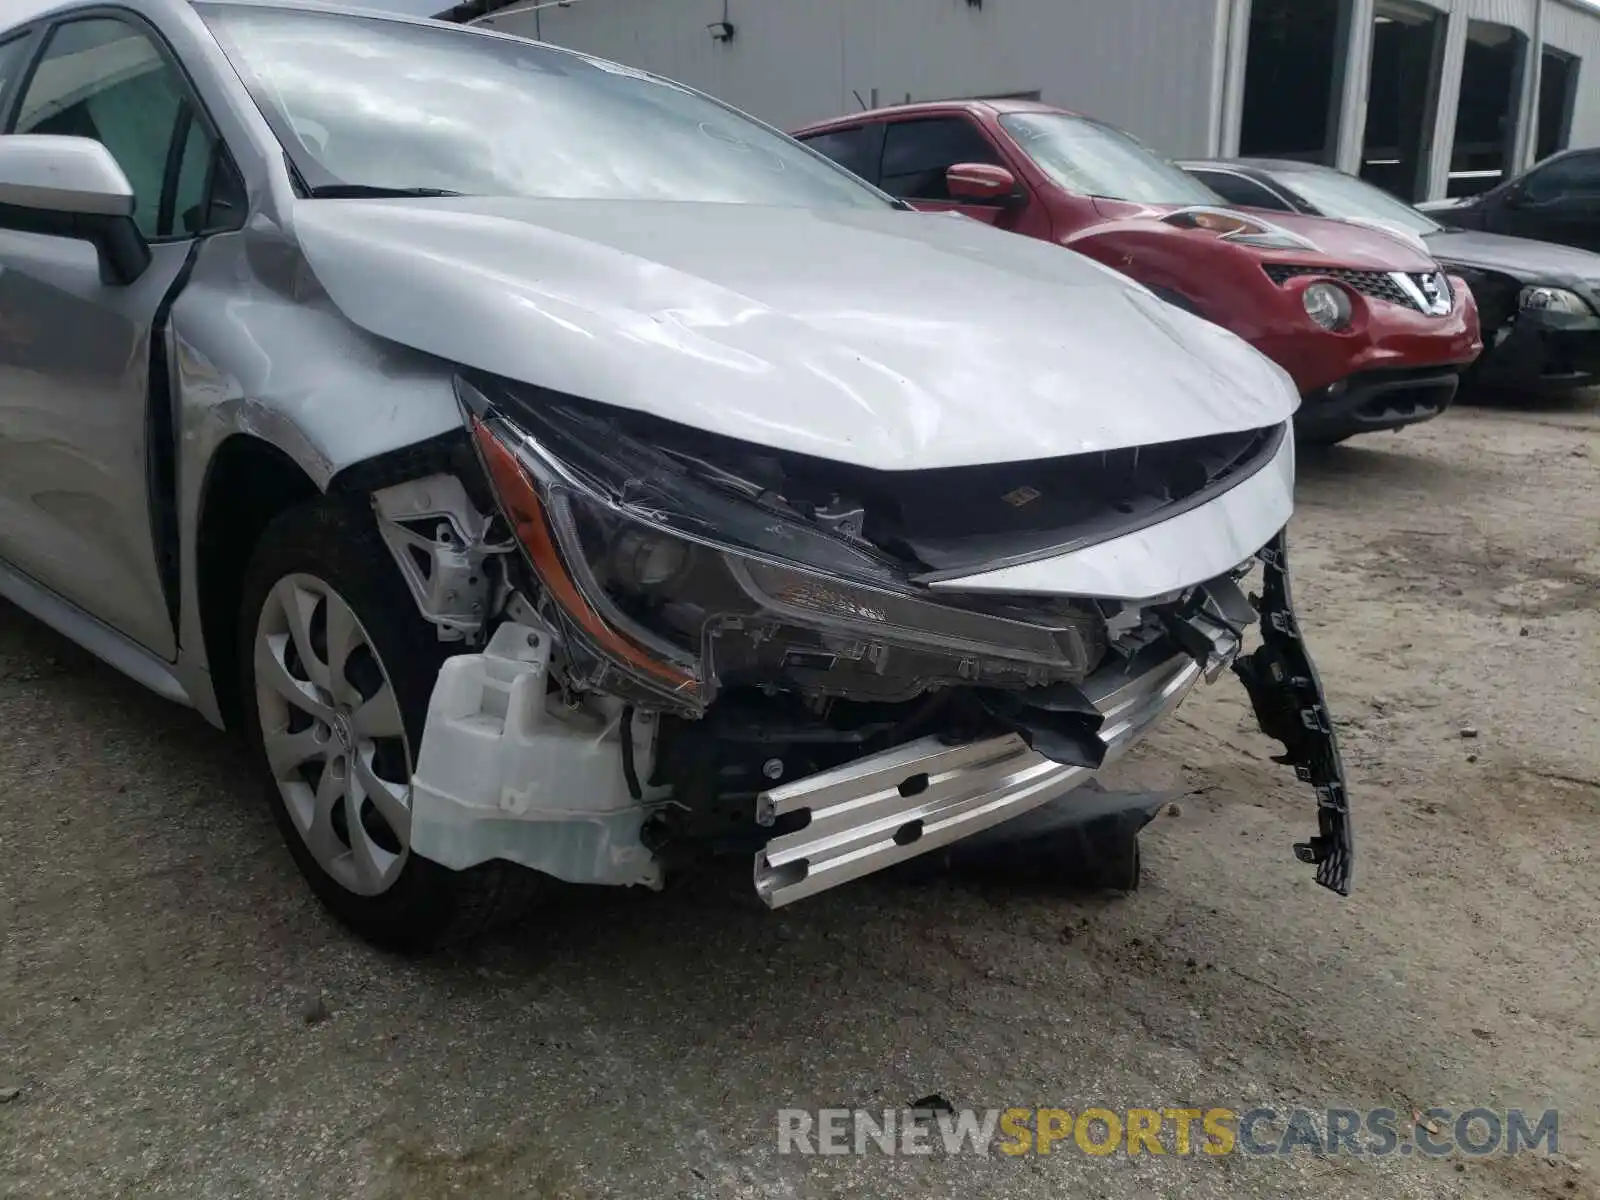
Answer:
(0, 14, 223, 660)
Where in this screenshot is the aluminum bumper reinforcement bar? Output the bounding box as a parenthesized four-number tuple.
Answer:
(752, 648, 1203, 909)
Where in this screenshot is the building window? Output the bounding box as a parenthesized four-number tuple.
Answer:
(1536, 48, 1581, 162)
(1448, 21, 1527, 199)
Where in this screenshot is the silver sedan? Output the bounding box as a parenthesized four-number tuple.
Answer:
(0, 0, 1349, 950)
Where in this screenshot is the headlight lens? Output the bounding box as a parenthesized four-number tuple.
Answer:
(1162, 206, 1320, 252)
(1303, 281, 1354, 331)
(1519, 285, 1592, 315)
(609, 528, 694, 589)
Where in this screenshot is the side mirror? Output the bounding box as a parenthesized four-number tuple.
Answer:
(946, 162, 1025, 208)
(0, 135, 150, 285)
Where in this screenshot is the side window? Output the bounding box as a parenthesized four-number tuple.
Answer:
(1523, 152, 1600, 203)
(171, 109, 245, 234)
(12, 17, 222, 239)
(0, 34, 31, 96)
(798, 126, 879, 184)
(1194, 170, 1292, 212)
(172, 112, 213, 227)
(880, 117, 1003, 202)
(1578, 153, 1600, 197)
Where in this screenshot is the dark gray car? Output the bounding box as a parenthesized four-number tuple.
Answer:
(1417, 148, 1600, 256)
(1182, 157, 1600, 394)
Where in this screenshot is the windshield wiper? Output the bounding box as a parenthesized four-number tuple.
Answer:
(306, 184, 464, 199)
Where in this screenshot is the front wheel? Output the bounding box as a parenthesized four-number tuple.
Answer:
(238, 497, 538, 953)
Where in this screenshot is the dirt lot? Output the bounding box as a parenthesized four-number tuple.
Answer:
(1, 398, 1596, 1200)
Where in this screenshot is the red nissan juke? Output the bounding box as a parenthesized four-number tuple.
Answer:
(794, 100, 1483, 445)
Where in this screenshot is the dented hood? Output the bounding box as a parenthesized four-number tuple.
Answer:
(291, 197, 1298, 470)
(1423, 228, 1600, 295)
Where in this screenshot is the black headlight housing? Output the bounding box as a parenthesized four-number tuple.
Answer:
(457, 374, 1107, 713)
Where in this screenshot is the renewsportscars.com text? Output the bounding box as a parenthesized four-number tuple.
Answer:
(777, 1106, 1560, 1158)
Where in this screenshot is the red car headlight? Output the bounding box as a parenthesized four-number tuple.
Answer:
(1302, 281, 1354, 331)
(1163, 206, 1321, 253)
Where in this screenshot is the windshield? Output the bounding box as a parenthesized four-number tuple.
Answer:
(1272, 168, 1442, 236)
(998, 112, 1221, 205)
(198, 5, 890, 208)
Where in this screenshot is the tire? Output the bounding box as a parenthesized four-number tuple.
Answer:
(238, 496, 539, 953)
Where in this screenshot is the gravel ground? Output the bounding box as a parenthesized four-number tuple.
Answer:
(1, 397, 1596, 1200)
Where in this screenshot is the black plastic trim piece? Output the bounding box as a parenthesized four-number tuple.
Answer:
(0, 201, 151, 285)
(158, 102, 193, 238)
(147, 239, 202, 636)
(620, 706, 642, 801)
(1231, 530, 1353, 895)
(913, 421, 1287, 586)
(325, 428, 493, 513)
(976, 683, 1106, 769)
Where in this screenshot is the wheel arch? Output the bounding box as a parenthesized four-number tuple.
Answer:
(190, 425, 494, 731)
(194, 434, 321, 731)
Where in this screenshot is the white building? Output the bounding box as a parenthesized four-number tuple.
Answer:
(465, 0, 1600, 202)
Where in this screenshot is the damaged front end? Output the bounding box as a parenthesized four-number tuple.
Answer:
(404, 374, 1351, 905)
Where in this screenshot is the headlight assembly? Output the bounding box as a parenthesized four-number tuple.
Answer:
(1302, 281, 1354, 331)
(1162, 206, 1320, 253)
(1519, 285, 1593, 315)
(457, 376, 1105, 712)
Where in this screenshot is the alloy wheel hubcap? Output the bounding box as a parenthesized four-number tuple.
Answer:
(254, 574, 411, 897)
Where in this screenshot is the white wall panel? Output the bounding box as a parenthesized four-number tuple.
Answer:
(484, 0, 1230, 156)
(1446, 0, 1535, 33)
(480, 0, 1600, 168)
(1544, 0, 1600, 146)
(1425, 7, 1471, 194)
